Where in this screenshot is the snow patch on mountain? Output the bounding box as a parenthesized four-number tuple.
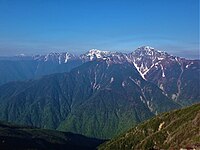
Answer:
(160, 65, 165, 78)
(122, 81, 126, 87)
(110, 77, 114, 83)
(133, 61, 146, 80)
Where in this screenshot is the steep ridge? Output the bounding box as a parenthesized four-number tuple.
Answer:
(98, 103, 200, 150)
(0, 121, 105, 150)
(0, 60, 179, 139)
(129, 46, 200, 105)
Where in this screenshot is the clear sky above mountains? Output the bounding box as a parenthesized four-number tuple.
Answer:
(0, 0, 199, 59)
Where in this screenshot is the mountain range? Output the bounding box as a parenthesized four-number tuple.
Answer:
(0, 46, 199, 104)
(0, 46, 199, 139)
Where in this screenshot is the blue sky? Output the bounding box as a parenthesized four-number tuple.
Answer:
(0, 0, 199, 58)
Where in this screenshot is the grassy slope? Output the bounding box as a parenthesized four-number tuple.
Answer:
(99, 103, 200, 150)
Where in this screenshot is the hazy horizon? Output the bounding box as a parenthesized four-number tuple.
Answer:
(0, 45, 199, 60)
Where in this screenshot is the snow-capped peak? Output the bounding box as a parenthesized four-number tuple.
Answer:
(128, 46, 173, 80)
(134, 46, 156, 56)
(89, 49, 111, 57)
(80, 49, 130, 65)
(132, 46, 172, 60)
(81, 49, 113, 61)
(88, 49, 110, 54)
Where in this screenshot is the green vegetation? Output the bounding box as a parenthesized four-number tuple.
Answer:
(98, 103, 200, 150)
(0, 61, 179, 139)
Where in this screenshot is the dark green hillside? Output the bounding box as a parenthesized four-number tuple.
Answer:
(0, 60, 179, 139)
(0, 121, 105, 150)
(98, 103, 200, 150)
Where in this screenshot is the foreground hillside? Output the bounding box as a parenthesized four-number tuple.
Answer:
(99, 103, 200, 150)
(0, 121, 104, 150)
